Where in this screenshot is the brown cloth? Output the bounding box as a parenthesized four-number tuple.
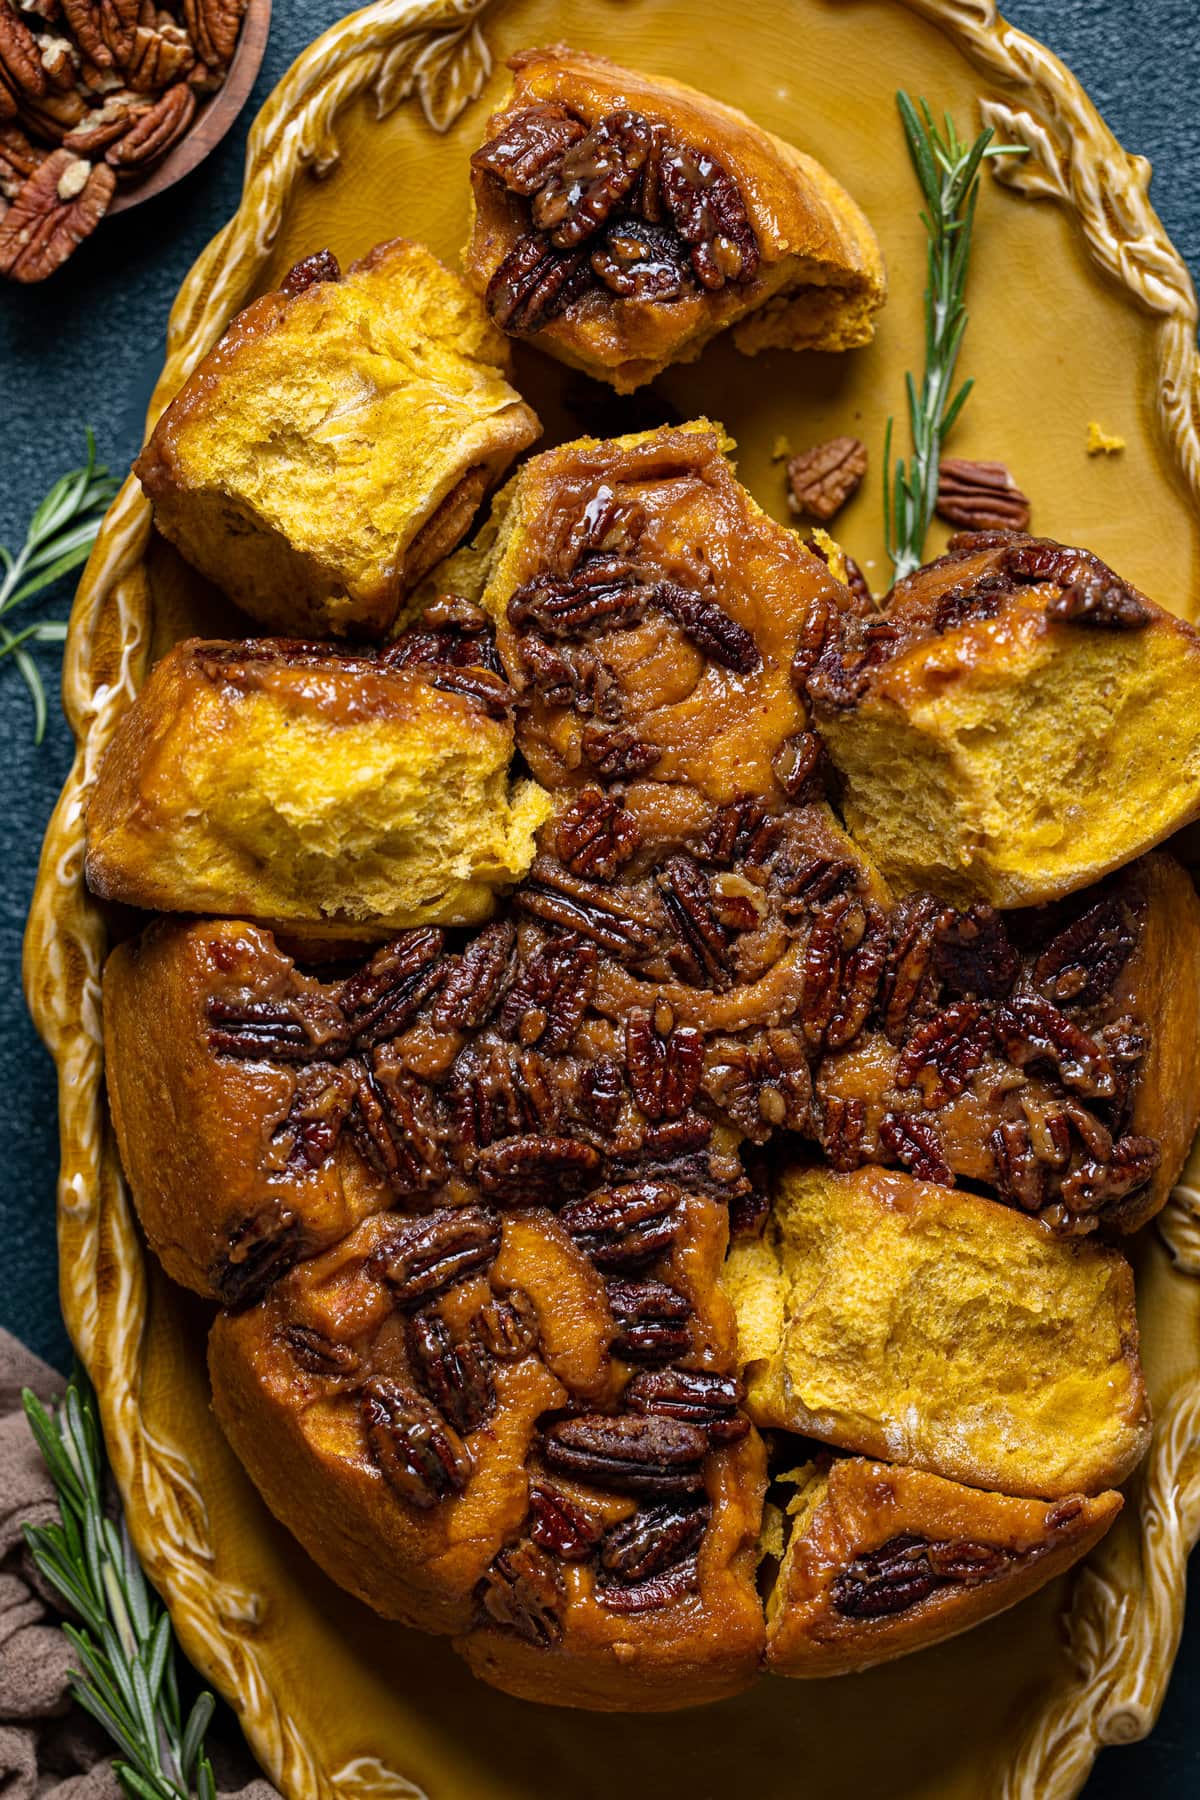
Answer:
(0, 1326, 279, 1800)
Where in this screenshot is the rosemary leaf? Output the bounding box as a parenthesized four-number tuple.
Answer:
(886, 92, 1026, 583)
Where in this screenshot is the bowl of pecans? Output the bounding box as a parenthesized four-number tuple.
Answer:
(0, 0, 270, 283)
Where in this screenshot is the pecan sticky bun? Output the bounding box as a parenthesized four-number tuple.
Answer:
(465, 47, 885, 391)
(97, 422, 1200, 1705)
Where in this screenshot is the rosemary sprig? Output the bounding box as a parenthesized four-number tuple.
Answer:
(22, 1369, 218, 1800)
(0, 429, 118, 742)
(884, 93, 1026, 584)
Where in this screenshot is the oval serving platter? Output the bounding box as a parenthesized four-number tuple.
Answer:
(23, 2, 1200, 1797)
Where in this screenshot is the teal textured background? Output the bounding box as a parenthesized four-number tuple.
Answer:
(2, 3, 1198, 1789)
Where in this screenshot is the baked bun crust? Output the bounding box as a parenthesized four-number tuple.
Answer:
(464, 46, 885, 392)
(725, 1162, 1149, 1497)
(765, 1458, 1121, 1677)
(805, 531, 1200, 907)
(135, 239, 540, 637)
(85, 627, 550, 932)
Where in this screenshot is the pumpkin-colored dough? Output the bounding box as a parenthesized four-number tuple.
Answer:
(135, 238, 540, 637)
(809, 533, 1200, 906)
(85, 637, 550, 932)
(725, 1162, 1150, 1497)
(766, 1457, 1121, 1677)
(464, 46, 885, 392)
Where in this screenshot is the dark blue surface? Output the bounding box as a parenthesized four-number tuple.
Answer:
(2, 2, 1198, 1790)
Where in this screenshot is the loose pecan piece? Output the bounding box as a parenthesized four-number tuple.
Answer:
(653, 579, 761, 674)
(995, 996, 1117, 1101)
(517, 858, 658, 959)
(124, 22, 194, 93)
(373, 1206, 501, 1309)
(599, 1500, 709, 1583)
(541, 1413, 708, 1497)
(554, 785, 641, 880)
(279, 1323, 360, 1379)
(0, 147, 112, 280)
(476, 1133, 602, 1203)
(361, 1379, 471, 1509)
(532, 108, 653, 247)
(625, 1368, 748, 1445)
(772, 730, 824, 801)
(625, 1005, 703, 1122)
(657, 855, 731, 988)
(0, 1, 48, 99)
(473, 1286, 540, 1360)
(879, 1111, 954, 1186)
(990, 1119, 1050, 1214)
(471, 101, 587, 195)
(431, 920, 516, 1032)
(271, 1061, 357, 1172)
(897, 1002, 993, 1107)
(607, 1277, 692, 1363)
(408, 1311, 495, 1436)
(559, 1179, 681, 1269)
(1032, 895, 1136, 1010)
(787, 437, 868, 523)
(528, 1482, 602, 1560)
(280, 246, 341, 298)
(478, 1543, 562, 1646)
(498, 932, 596, 1054)
(181, 0, 245, 69)
(105, 78, 194, 168)
(0, 121, 44, 196)
(659, 141, 759, 288)
(486, 231, 591, 332)
(590, 217, 691, 299)
(936, 459, 1031, 532)
(338, 929, 445, 1047)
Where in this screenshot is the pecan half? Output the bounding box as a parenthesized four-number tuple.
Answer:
(517, 859, 658, 959)
(701, 794, 781, 870)
(931, 904, 1019, 1001)
(124, 22, 194, 93)
(897, 1002, 993, 1107)
(832, 1533, 1009, 1620)
(361, 1379, 471, 1509)
(105, 78, 193, 168)
(935, 459, 1031, 532)
(702, 1029, 811, 1143)
(0, 147, 112, 281)
(878, 1111, 954, 1186)
(486, 231, 590, 333)
(772, 730, 823, 801)
(214, 1207, 299, 1307)
(657, 855, 731, 988)
(659, 141, 759, 288)
(625, 1006, 703, 1122)
(580, 722, 661, 780)
(181, 0, 245, 70)
(599, 1500, 709, 1583)
(338, 929, 445, 1047)
(607, 1277, 692, 1363)
(408, 1311, 495, 1436)
(595, 1554, 700, 1613)
(498, 932, 596, 1054)
(508, 569, 646, 639)
(880, 895, 954, 1041)
(207, 988, 349, 1062)
(532, 109, 653, 247)
(654, 580, 761, 674)
(279, 1323, 360, 1379)
(802, 894, 885, 1051)
(554, 785, 641, 880)
(625, 1368, 748, 1445)
(373, 1206, 501, 1309)
(471, 101, 587, 195)
(787, 437, 867, 523)
(559, 1179, 681, 1269)
(820, 1094, 867, 1172)
(541, 1413, 708, 1497)
(431, 920, 516, 1031)
(1058, 1134, 1160, 1216)
(528, 1482, 602, 1560)
(0, 2, 48, 99)
(1032, 895, 1135, 1010)
(478, 1543, 562, 1646)
(475, 1133, 602, 1203)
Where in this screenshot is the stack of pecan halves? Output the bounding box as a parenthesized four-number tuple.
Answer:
(0, 0, 247, 281)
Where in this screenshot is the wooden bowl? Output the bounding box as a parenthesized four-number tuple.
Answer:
(23, 3, 1200, 1799)
(107, 0, 272, 216)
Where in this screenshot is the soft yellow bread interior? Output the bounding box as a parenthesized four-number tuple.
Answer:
(820, 589, 1200, 906)
(85, 641, 551, 929)
(135, 238, 540, 636)
(725, 1163, 1149, 1497)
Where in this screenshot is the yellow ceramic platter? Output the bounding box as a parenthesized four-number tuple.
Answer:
(23, 2, 1200, 1797)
